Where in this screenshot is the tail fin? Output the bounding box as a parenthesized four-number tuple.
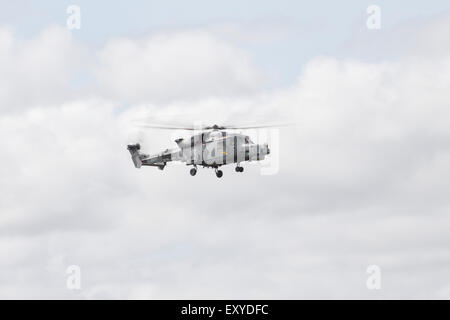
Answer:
(127, 143, 144, 168)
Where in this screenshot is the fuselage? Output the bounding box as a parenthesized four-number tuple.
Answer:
(172, 131, 269, 167)
(129, 130, 270, 169)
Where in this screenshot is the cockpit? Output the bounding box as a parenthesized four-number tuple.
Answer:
(244, 136, 253, 144)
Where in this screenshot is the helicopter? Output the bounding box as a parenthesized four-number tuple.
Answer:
(127, 123, 276, 178)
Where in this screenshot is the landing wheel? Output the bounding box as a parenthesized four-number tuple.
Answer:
(235, 166, 244, 172)
(216, 170, 223, 178)
(190, 168, 197, 176)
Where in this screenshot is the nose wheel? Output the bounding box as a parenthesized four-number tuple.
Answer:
(235, 166, 244, 172)
(215, 169, 223, 178)
(190, 168, 197, 176)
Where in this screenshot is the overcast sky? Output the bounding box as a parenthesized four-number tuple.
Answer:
(1, 1, 450, 299)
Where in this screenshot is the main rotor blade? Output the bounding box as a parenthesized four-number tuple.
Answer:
(134, 124, 198, 130)
(223, 123, 295, 129)
(133, 122, 296, 131)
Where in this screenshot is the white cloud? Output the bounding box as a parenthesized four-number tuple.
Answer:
(1, 13, 450, 299)
(94, 30, 265, 104)
(0, 26, 85, 111)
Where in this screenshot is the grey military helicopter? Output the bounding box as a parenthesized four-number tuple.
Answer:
(127, 123, 277, 178)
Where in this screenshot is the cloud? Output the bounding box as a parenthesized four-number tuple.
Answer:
(343, 12, 450, 62)
(94, 30, 265, 104)
(286, 53, 450, 213)
(0, 25, 85, 111)
(1, 13, 450, 299)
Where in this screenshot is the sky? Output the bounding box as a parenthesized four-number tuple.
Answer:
(1, 1, 450, 299)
